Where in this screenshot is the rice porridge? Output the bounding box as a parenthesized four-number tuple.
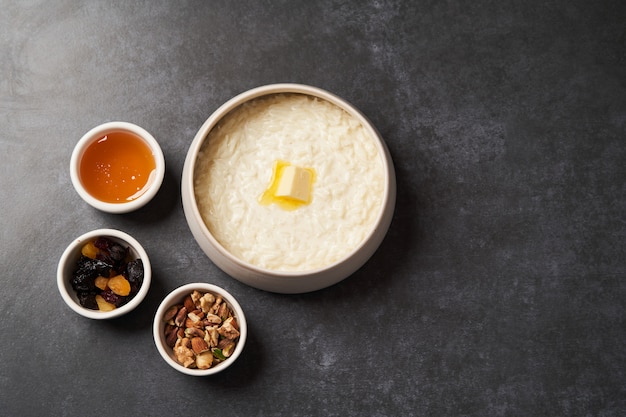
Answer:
(193, 93, 385, 271)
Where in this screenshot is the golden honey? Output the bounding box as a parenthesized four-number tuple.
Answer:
(79, 131, 156, 203)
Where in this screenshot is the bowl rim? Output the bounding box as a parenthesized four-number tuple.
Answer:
(70, 121, 166, 214)
(152, 282, 247, 376)
(182, 83, 396, 279)
(56, 228, 152, 319)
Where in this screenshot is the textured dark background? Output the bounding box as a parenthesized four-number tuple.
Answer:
(1, 1, 625, 416)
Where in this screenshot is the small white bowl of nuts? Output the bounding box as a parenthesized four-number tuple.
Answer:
(56, 228, 151, 319)
(153, 283, 247, 376)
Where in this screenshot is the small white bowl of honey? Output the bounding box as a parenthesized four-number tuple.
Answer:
(70, 121, 165, 214)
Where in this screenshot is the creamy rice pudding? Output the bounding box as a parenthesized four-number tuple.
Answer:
(193, 93, 385, 272)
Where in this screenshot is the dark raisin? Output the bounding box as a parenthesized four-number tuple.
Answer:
(94, 237, 128, 269)
(70, 274, 95, 292)
(77, 292, 98, 310)
(74, 256, 112, 279)
(70, 256, 112, 292)
(125, 259, 144, 288)
(69, 238, 143, 311)
(100, 289, 128, 307)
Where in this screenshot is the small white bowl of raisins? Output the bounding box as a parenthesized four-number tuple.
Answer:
(57, 228, 151, 319)
(153, 283, 247, 375)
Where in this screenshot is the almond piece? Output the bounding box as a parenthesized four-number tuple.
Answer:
(191, 336, 209, 354)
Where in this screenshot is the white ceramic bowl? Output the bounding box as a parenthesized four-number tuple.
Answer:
(181, 83, 396, 294)
(56, 228, 152, 319)
(70, 121, 166, 214)
(153, 283, 247, 376)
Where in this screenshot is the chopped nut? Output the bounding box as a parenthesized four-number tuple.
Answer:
(195, 351, 213, 369)
(174, 306, 187, 327)
(187, 311, 202, 323)
(205, 326, 219, 348)
(217, 302, 230, 321)
(164, 324, 178, 348)
(184, 327, 205, 338)
(218, 317, 240, 339)
(199, 292, 216, 313)
(191, 290, 203, 305)
(164, 290, 240, 370)
(183, 295, 196, 312)
(205, 313, 222, 324)
(218, 338, 236, 358)
(185, 317, 205, 329)
(173, 338, 195, 368)
(191, 337, 209, 354)
(166, 331, 178, 348)
(191, 310, 205, 320)
(228, 316, 239, 331)
(163, 304, 180, 322)
(210, 295, 223, 314)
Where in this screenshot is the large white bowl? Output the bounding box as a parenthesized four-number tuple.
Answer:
(181, 83, 396, 293)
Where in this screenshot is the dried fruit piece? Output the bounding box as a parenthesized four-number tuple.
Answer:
(71, 257, 112, 292)
(108, 275, 131, 296)
(94, 237, 128, 269)
(125, 259, 144, 288)
(95, 294, 116, 311)
(69, 238, 144, 310)
(81, 241, 98, 259)
(100, 289, 125, 307)
(77, 292, 98, 309)
(94, 276, 109, 291)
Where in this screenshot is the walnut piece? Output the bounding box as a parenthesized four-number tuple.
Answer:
(218, 317, 240, 339)
(173, 338, 195, 368)
(199, 292, 216, 313)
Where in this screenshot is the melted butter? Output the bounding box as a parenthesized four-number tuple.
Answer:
(259, 160, 315, 211)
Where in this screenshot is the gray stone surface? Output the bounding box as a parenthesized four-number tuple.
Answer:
(1, 0, 625, 416)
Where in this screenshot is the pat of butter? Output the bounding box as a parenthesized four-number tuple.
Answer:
(275, 165, 312, 202)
